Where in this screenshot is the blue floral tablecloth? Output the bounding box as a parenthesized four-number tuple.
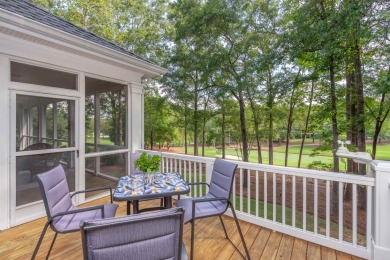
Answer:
(113, 172, 190, 200)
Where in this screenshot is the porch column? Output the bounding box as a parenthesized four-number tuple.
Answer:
(53, 102, 57, 148)
(38, 105, 47, 143)
(20, 109, 28, 149)
(371, 160, 390, 260)
(0, 55, 10, 230)
(129, 83, 144, 152)
(68, 100, 75, 168)
(28, 108, 33, 145)
(94, 93, 100, 175)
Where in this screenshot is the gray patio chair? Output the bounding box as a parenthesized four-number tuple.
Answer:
(80, 207, 187, 260)
(32, 165, 118, 259)
(175, 158, 251, 260)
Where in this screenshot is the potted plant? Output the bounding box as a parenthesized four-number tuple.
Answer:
(134, 152, 161, 184)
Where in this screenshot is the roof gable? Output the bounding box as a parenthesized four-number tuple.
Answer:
(0, 0, 152, 64)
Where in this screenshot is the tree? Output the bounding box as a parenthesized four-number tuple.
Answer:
(298, 80, 315, 168)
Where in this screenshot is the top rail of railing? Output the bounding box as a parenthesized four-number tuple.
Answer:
(141, 150, 375, 186)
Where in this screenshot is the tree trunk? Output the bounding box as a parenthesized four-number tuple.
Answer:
(345, 65, 354, 201)
(202, 115, 206, 157)
(184, 104, 188, 155)
(330, 57, 339, 216)
(193, 78, 199, 156)
(150, 130, 154, 150)
(221, 98, 226, 159)
(193, 107, 198, 156)
(285, 69, 301, 166)
(201, 96, 210, 157)
(369, 91, 390, 159)
(247, 85, 262, 163)
(353, 41, 367, 210)
(232, 87, 249, 187)
(238, 89, 249, 163)
(267, 68, 274, 165)
(298, 80, 314, 168)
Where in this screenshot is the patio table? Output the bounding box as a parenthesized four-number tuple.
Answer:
(113, 172, 190, 214)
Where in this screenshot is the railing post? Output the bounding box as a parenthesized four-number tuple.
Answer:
(371, 160, 390, 260)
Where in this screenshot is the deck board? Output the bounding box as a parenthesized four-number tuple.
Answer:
(291, 238, 308, 259)
(249, 227, 272, 259)
(0, 197, 365, 259)
(215, 221, 252, 260)
(229, 223, 261, 259)
(260, 231, 283, 260)
(307, 242, 321, 260)
(275, 235, 295, 259)
(321, 246, 337, 260)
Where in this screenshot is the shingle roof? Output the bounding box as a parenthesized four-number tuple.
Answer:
(0, 0, 151, 63)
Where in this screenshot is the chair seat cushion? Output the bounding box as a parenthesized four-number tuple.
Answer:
(176, 196, 227, 223)
(53, 203, 118, 233)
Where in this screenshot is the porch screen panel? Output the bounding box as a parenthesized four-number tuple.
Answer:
(85, 77, 127, 153)
(84, 77, 128, 198)
(85, 153, 127, 198)
(16, 95, 75, 151)
(16, 151, 75, 206)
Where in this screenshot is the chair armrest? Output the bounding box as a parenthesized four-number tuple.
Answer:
(71, 187, 113, 203)
(192, 197, 228, 204)
(50, 205, 105, 219)
(187, 182, 210, 188)
(191, 197, 230, 220)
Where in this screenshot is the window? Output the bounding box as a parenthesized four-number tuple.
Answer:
(11, 61, 78, 90)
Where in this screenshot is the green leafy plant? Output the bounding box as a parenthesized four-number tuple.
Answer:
(307, 160, 333, 171)
(134, 152, 161, 173)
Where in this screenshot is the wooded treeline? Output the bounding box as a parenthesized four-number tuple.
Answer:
(34, 0, 389, 172)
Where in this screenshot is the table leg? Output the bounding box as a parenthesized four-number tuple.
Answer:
(126, 201, 131, 215)
(165, 196, 172, 208)
(133, 200, 139, 214)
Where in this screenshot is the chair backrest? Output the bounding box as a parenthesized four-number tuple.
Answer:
(80, 207, 185, 260)
(208, 159, 238, 200)
(130, 151, 162, 175)
(24, 142, 51, 151)
(35, 165, 73, 225)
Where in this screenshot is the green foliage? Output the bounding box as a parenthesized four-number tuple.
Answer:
(134, 152, 161, 173)
(307, 161, 334, 171)
(31, 0, 390, 169)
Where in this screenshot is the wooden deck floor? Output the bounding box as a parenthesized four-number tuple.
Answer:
(0, 197, 364, 260)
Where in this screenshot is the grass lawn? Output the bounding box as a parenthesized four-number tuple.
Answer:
(178, 142, 390, 168)
(85, 137, 113, 145)
(180, 147, 333, 168)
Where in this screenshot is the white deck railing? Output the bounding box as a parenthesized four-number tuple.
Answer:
(156, 151, 375, 259)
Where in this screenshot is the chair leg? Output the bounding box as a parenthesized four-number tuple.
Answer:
(45, 232, 58, 260)
(31, 221, 50, 260)
(190, 220, 195, 260)
(229, 202, 251, 260)
(219, 216, 229, 239)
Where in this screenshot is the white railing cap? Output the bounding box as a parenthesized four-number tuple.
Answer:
(371, 160, 390, 172)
